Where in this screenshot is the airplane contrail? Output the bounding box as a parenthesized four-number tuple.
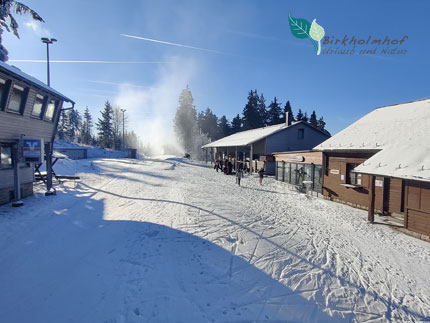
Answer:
(120, 33, 227, 55)
(8, 59, 172, 64)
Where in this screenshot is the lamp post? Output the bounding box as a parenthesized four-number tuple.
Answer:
(120, 108, 126, 149)
(41, 37, 57, 86)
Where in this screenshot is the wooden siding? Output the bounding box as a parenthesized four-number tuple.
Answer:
(0, 181, 33, 205)
(405, 181, 430, 236)
(322, 153, 385, 211)
(383, 178, 403, 213)
(275, 151, 323, 165)
(0, 166, 33, 189)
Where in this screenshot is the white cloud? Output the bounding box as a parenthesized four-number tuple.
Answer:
(24, 20, 51, 37)
(113, 56, 197, 156)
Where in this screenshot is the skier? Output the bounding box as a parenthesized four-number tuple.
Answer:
(258, 167, 265, 185)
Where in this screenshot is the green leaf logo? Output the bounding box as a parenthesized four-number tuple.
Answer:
(288, 15, 312, 39)
(288, 14, 324, 55)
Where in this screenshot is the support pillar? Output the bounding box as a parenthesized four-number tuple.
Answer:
(368, 175, 375, 223)
(250, 144, 253, 173)
(45, 142, 55, 196)
(235, 147, 238, 171)
(12, 142, 23, 207)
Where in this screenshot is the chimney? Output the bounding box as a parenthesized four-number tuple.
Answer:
(285, 112, 292, 126)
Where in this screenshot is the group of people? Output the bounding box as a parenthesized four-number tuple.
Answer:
(214, 159, 233, 174)
(214, 159, 265, 186)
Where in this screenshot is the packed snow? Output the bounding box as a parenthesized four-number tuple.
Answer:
(0, 158, 429, 322)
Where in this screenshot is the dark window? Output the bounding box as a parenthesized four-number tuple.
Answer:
(347, 163, 362, 185)
(0, 143, 13, 169)
(297, 128, 304, 140)
(44, 99, 57, 121)
(7, 84, 28, 114)
(31, 94, 46, 118)
(0, 78, 11, 110)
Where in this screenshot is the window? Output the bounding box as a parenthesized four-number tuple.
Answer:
(347, 163, 362, 185)
(31, 94, 46, 118)
(314, 165, 323, 192)
(0, 78, 11, 110)
(0, 144, 13, 169)
(44, 99, 57, 121)
(7, 84, 27, 113)
(297, 128, 304, 140)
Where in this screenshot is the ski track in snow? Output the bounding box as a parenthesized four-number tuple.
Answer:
(0, 158, 429, 323)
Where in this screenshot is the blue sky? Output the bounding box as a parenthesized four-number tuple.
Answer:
(3, 0, 429, 146)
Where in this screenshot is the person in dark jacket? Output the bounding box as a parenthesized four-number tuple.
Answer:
(258, 167, 265, 185)
(236, 163, 244, 186)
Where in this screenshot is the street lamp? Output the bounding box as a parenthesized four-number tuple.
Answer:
(120, 108, 126, 149)
(41, 37, 57, 86)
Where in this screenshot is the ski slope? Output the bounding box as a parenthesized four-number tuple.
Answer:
(0, 158, 429, 322)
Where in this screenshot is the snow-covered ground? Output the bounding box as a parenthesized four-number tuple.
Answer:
(0, 158, 429, 322)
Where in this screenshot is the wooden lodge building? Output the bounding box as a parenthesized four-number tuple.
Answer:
(202, 114, 330, 175)
(0, 62, 74, 206)
(314, 99, 430, 237)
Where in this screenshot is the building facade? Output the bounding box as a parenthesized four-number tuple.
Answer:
(203, 116, 330, 175)
(314, 99, 430, 237)
(0, 62, 73, 205)
(274, 150, 324, 195)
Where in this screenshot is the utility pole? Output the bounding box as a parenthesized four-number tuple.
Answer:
(41, 38, 57, 86)
(120, 108, 126, 149)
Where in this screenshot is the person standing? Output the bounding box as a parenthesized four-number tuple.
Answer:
(258, 167, 265, 185)
(236, 163, 244, 186)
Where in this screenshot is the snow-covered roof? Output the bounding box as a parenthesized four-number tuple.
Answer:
(314, 99, 430, 151)
(315, 99, 430, 182)
(0, 61, 74, 103)
(202, 122, 291, 148)
(354, 143, 430, 182)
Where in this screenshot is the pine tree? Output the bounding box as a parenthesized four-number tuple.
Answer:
(80, 107, 93, 145)
(302, 112, 309, 123)
(174, 86, 198, 155)
(231, 114, 242, 134)
(0, 1, 44, 61)
(282, 100, 295, 123)
(96, 101, 114, 148)
(266, 97, 282, 125)
(57, 110, 68, 140)
(317, 117, 326, 130)
(257, 93, 267, 127)
(296, 109, 304, 121)
(242, 90, 261, 130)
(309, 110, 318, 127)
(67, 108, 81, 142)
(112, 106, 126, 149)
(217, 115, 231, 138)
(198, 107, 218, 140)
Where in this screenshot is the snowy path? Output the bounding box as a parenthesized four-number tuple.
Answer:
(0, 158, 429, 322)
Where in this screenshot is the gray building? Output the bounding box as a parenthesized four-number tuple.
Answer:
(0, 62, 74, 205)
(202, 115, 330, 175)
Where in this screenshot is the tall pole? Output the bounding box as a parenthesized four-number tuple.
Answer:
(120, 108, 126, 149)
(46, 42, 50, 86)
(41, 38, 57, 86)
